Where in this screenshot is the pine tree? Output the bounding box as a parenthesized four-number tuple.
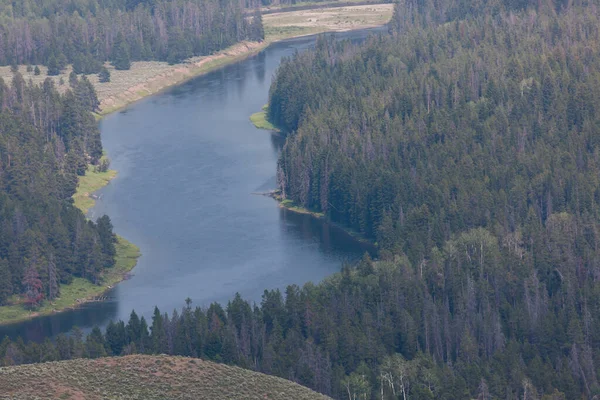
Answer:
(22, 265, 44, 308)
(98, 66, 111, 83)
(96, 215, 116, 267)
(46, 256, 59, 301)
(47, 55, 60, 76)
(113, 42, 131, 71)
(34, 66, 40, 75)
(249, 10, 265, 42)
(0, 258, 12, 305)
(69, 71, 78, 87)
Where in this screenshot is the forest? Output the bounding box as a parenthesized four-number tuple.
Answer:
(0, 0, 265, 72)
(0, 73, 117, 307)
(3, 0, 600, 399)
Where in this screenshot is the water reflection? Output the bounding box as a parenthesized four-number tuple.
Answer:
(254, 51, 266, 84)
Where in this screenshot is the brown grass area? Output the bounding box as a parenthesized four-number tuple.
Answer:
(95, 41, 266, 115)
(264, 4, 393, 32)
(0, 355, 331, 400)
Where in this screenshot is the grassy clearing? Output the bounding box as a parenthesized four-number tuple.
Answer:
(72, 164, 117, 214)
(250, 104, 280, 131)
(0, 355, 332, 399)
(263, 4, 393, 35)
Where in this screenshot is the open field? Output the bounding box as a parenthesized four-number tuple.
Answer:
(0, 4, 392, 115)
(264, 3, 393, 38)
(0, 355, 331, 399)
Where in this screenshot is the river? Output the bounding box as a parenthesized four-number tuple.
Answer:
(0, 28, 381, 342)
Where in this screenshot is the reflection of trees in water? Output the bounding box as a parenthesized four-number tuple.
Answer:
(0, 297, 119, 343)
(254, 51, 266, 84)
(269, 132, 286, 154)
(278, 208, 375, 258)
(234, 63, 247, 98)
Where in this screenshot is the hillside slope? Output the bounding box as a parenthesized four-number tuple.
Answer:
(0, 355, 330, 399)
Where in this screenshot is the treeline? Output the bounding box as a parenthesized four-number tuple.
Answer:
(0, 0, 264, 73)
(271, 1, 600, 254)
(265, 0, 600, 398)
(1, 247, 595, 399)
(0, 73, 117, 306)
(387, 0, 583, 33)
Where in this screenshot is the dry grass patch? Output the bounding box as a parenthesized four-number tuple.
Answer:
(0, 355, 331, 400)
(263, 4, 393, 35)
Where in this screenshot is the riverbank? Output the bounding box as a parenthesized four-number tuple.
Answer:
(0, 163, 141, 326)
(250, 104, 281, 131)
(265, 190, 375, 248)
(250, 107, 376, 248)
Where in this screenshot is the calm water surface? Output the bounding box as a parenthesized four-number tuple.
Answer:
(1, 29, 380, 341)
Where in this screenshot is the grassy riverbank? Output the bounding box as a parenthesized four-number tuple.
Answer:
(0, 238, 139, 325)
(250, 104, 281, 131)
(0, 164, 140, 326)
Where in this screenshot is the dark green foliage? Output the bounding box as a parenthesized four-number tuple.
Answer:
(96, 216, 116, 267)
(0, 259, 12, 305)
(98, 67, 110, 83)
(33, 66, 40, 76)
(0, 0, 261, 69)
(68, 71, 78, 87)
(46, 55, 60, 76)
(0, 76, 116, 308)
(112, 42, 131, 71)
(166, 28, 192, 65)
(249, 10, 265, 42)
(271, 6, 600, 258)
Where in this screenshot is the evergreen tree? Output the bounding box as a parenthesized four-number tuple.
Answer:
(250, 10, 265, 42)
(69, 71, 78, 87)
(112, 42, 131, 71)
(0, 259, 12, 305)
(46, 55, 60, 76)
(98, 66, 110, 83)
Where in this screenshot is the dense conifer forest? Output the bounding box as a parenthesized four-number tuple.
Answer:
(4, 0, 600, 399)
(0, 0, 265, 72)
(0, 73, 117, 306)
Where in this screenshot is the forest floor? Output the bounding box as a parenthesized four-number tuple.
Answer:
(0, 3, 392, 115)
(0, 354, 331, 399)
(0, 165, 140, 326)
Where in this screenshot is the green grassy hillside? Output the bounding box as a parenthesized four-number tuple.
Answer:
(0, 355, 330, 399)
